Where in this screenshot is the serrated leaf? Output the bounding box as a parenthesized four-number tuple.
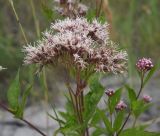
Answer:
(7, 71, 20, 111)
(125, 85, 136, 104)
(109, 88, 122, 114)
(113, 111, 124, 132)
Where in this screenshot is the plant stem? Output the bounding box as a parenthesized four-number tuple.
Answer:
(117, 112, 131, 136)
(96, 0, 103, 18)
(132, 117, 137, 127)
(41, 68, 49, 135)
(136, 72, 144, 99)
(66, 82, 78, 117)
(21, 119, 46, 136)
(29, 0, 40, 38)
(0, 102, 46, 136)
(108, 99, 113, 126)
(8, 0, 28, 44)
(117, 72, 145, 136)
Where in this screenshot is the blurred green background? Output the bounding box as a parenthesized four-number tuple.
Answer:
(0, 0, 160, 102)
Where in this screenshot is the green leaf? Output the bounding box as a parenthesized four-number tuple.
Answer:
(119, 128, 160, 136)
(7, 71, 20, 111)
(90, 108, 101, 125)
(132, 100, 144, 117)
(84, 74, 105, 123)
(132, 100, 152, 118)
(143, 66, 156, 87)
(48, 113, 65, 124)
(59, 121, 81, 135)
(15, 84, 32, 119)
(21, 84, 32, 111)
(109, 88, 122, 114)
(97, 109, 113, 134)
(92, 127, 108, 136)
(113, 111, 124, 132)
(125, 85, 136, 104)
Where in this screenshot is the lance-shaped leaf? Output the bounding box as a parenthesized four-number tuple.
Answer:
(113, 111, 125, 132)
(143, 66, 156, 87)
(84, 74, 105, 124)
(7, 71, 20, 111)
(98, 109, 113, 134)
(125, 85, 136, 105)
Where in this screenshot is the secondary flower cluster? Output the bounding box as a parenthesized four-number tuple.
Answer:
(54, 0, 88, 17)
(136, 58, 153, 72)
(23, 18, 127, 74)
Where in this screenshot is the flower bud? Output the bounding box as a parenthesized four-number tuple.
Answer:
(142, 94, 152, 103)
(105, 88, 114, 97)
(115, 100, 127, 111)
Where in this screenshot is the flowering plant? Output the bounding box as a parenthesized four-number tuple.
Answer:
(0, 0, 159, 136)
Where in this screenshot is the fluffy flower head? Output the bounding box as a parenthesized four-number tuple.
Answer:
(23, 18, 127, 74)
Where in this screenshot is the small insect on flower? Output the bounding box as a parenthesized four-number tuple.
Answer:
(115, 100, 127, 111)
(105, 88, 114, 97)
(136, 58, 153, 72)
(142, 94, 152, 103)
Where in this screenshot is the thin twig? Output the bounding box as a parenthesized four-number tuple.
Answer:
(0, 102, 46, 136)
(21, 119, 47, 136)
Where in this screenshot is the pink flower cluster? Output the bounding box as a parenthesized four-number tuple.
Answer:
(54, 0, 88, 17)
(115, 100, 127, 111)
(23, 18, 127, 74)
(136, 58, 153, 72)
